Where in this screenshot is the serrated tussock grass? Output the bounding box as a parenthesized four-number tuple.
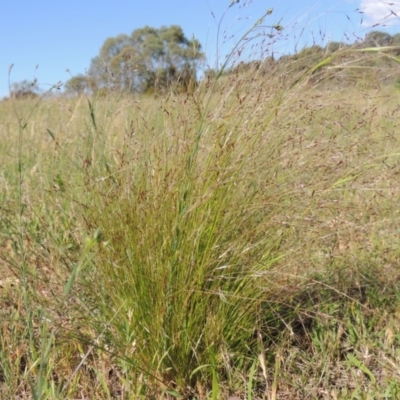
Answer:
(74, 81, 294, 392)
(1, 45, 400, 398)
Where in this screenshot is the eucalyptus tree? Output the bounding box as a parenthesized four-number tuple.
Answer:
(88, 25, 204, 93)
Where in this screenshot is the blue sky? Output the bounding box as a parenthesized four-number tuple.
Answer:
(1, 0, 400, 98)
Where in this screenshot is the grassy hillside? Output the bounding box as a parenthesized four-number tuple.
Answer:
(1, 49, 400, 399)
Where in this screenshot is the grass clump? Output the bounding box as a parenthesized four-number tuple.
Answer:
(69, 81, 295, 396)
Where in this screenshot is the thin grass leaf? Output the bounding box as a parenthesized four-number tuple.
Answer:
(347, 354, 376, 384)
(247, 358, 257, 400)
(87, 99, 97, 130)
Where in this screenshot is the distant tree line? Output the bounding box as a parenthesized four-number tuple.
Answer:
(7, 28, 400, 100)
(9, 79, 40, 99)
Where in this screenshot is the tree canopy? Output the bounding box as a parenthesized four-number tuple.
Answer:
(83, 25, 204, 94)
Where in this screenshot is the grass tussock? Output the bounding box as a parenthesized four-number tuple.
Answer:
(1, 43, 400, 399)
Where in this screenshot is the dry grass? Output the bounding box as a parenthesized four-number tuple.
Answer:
(1, 50, 400, 399)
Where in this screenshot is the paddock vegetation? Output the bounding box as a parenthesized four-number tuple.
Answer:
(1, 49, 400, 399)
